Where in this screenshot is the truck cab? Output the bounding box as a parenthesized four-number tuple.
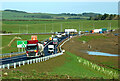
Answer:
(26, 40, 44, 57)
(57, 33, 62, 38)
(48, 45, 54, 53)
(53, 38, 58, 45)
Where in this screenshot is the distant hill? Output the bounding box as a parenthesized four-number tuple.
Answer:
(2, 9, 102, 20)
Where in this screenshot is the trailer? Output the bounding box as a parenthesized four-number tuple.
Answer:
(93, 29, 102, 33)
(64, 29, 77, 33)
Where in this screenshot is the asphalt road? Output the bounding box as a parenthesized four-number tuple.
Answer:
(1, 35, 69, 65)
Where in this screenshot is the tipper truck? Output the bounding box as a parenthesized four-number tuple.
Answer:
(25, 40, 44, 57)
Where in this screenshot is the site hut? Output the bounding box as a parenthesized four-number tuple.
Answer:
(101, 28, 107, 33)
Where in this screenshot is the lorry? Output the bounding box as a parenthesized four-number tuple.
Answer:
(25, 40, 44, 57)
(61, 33, 66, 36)
(53, 38, 58, 45)
(57, 33, 62, 38)
(48, 45, 54, 53)
(64, 29, 77, 33)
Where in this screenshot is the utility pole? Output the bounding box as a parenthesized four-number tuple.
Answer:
(52, 23, 54, 32)
(93, 23, 94, 29)
(45, 24, 46, 33)
(26, 24, 28, 33)
(61, 24, 62, 32)
(79, 24, 80, 36)
(110, 23, 111, 30)
(19, 25, 20, 33)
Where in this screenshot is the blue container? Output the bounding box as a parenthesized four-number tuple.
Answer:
(85, 31, 89, 33)
(102, 28, 107, 32)
(99, 31, 102, 34)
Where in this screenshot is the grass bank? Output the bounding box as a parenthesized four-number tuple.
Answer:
(2, 51, 117, 79)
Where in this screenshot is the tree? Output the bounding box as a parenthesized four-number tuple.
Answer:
(109, 14, 114, 20)
(101, 13, 109, 20)
(89, 16, 94, 20)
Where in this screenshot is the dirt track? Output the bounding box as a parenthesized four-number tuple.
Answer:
(62, 30, 119, 70)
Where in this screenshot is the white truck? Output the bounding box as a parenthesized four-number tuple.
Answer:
(48, 45, 54, 53)
(57, 33, 62, 38)
(64, 29, 77, 33)
(62, 33, 66, 36)
(26, 40, 44, 58)
(93, 29, 102, 33)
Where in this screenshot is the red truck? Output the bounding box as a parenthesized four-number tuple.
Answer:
(25, 40, 44, 58)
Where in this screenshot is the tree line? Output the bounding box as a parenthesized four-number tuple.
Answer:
(89, 13, 120, 20)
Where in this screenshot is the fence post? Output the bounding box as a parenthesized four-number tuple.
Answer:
(41, 58, 42, 62)
(27, 60, 29, 64)
(19, 62, 21, 67)
(23, 61, 25, 65)
(47, 56, 49, 60)
(43, 57, 44, 61)
(36, 58, 38, 63)
(38, 58, 40, 62)
(3, 65, 5, 69)
(30, 60, 32, 64)
(14, 63, 16, 68)
(33, 59, 35, 63)
(45, 57, 47, 61)
(7, 64, 10, 69)
(0, 66, 1, 69)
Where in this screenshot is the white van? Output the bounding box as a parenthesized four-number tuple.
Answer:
(48, 45, 54, 53)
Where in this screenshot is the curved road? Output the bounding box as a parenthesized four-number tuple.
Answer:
(1, 35, 69, 65)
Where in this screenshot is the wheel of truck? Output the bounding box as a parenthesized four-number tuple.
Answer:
(41, 52, 45, 57)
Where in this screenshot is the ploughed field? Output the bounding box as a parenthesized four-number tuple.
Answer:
(62, 30, 119, 71)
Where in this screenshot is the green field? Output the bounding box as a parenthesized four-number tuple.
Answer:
(2, 35, 52, 54)
(2, 20, 118, 54)
(78, 35, 109, 42)
(2, 20, 118, 33)
(3, 51, 118, 79)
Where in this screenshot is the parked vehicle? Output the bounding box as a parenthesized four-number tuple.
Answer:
(48, 45, 54, 53)
(25, 40, 44, 57)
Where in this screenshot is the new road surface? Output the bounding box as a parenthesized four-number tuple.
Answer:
(1, 35, 69, 65)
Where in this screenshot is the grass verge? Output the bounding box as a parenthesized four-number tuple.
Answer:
(2, 51, 118, 79)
